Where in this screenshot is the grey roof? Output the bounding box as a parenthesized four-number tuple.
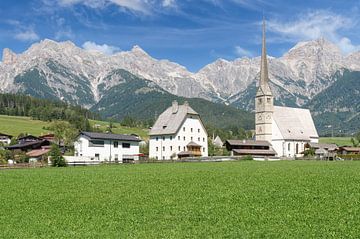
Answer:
(149, 102, 200, 136)
(80, 132, 141, 142)
(315, 148, 327, 155)
(308, 142, 338, 151)
(233, 148, 276, 156)
(187, 141, 202, 147)
(0, 133, 12, 138)
(225, 139, 271, 147)
(273, 106, 319, 141)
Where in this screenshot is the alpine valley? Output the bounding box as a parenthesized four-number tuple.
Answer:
(0, 38, 359, 135)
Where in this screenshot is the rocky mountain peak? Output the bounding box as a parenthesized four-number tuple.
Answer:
(2, 48, 17, 65)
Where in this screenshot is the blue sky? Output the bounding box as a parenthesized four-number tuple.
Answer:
(0, 0, 360, 71)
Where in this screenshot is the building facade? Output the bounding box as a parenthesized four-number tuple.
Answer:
(149, 101, 208, 160)
(255, 20, 319, 157)
(74, 132, 141, 162)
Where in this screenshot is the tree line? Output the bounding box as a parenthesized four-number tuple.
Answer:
(0, 93, 100, 130)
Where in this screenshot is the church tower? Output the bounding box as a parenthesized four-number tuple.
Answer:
(255, 19, 274, 142)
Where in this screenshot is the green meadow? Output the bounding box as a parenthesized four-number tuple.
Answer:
(1, 161, 360, 238)
(0, 115, 148, 139)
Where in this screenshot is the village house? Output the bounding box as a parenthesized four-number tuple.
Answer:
(149, 101, 208, 160)
(254, 20, 319, 158)
(305, 142, 338, 159)
(0, 133, 12, 145)
(73, 132, 141, 162)
(6, 135, 51, 152)
(224, 139, 276, 157)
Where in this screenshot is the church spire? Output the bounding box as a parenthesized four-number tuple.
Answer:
(258, 18, 272, 96)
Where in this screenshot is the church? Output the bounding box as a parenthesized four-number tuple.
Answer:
(255, 20, 319, 157)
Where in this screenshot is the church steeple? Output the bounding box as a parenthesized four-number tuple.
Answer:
(255, 18, 274, 143)
(257, 18, 272, 96)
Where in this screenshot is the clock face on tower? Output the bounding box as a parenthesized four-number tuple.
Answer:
(266, 114, 271, 120)
(258, 114, 262, 121)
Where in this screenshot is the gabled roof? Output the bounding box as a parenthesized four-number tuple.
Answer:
(0, 133, 12, 138)
(273, 106, 319, 141)
(187, 141, 202, 147)
(79, 132, 141, 142)
(225, 139, 271, 147)
(149, 101, 200, 136)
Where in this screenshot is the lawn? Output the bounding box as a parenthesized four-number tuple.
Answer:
(1, 161, 360, 238)
(0, 115, 149, 140)
(0, 115, 51, 136)
(320, 137, 353, 146)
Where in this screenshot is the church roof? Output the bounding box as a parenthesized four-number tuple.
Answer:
(273, 106, 319, 141)
(149, 101, 200, 136)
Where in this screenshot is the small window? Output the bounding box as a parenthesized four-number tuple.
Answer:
(183, 136, 186, 141)
(162, 156, 165, 160)
(267, 98, 271, 103)
(288, 143, 291, 151)
(114, 154, 119, 161)
(163, 146, 165, 151)
(122, 143, 130, 148)
(156, 147, 158, 152)
(258, 98, 262, 104)
(170, 136, 173, 140)
(183, 127, 185, 132)
(156, 156, 158, 160)
(113, 141, 118, 148)
(156, 137, 158, 141)
(178, 146, 181, 151)
(183, 146, 186, 151)
(203, 138, 205, 142)
(95, 153, 100, 159)
(89, 140, 104, 147)
(170, 146, 173, 151)
(178, 136, 180, 140)
(198, 129, 200, 133)
(163, 137, 165, 141)
(191, 137, 193, 141)
(162, 126, 167, 129)
(198, 137, 200, 141)
(203, 148, 205, 152)
(191, 128, 193, 132)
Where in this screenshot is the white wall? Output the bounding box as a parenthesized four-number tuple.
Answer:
(0, 138, 11, 145)
(149, 116, 208, 160)
(74, 135, 140, 162)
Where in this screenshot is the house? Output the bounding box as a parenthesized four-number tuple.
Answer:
(74, 132, 141, 162)
(149, 101, 208, 160)
(6, 135, 50, 152)
(338, 147, 360, 155)
(305, 142, 338, 159)
(224, 140, 276, 157)
(26, 146, 51, 161)
(254, 20, 319, 158)
(212, 135, 224, 148)
(0, 133, 12, 145)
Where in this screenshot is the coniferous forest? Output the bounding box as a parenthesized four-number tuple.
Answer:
(0, 93, 99, 130)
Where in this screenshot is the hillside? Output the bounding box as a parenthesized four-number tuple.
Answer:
(91, 69, 254, 130)
(0, 115, 149, 140)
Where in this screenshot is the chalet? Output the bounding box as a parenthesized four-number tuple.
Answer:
(305, 142, 338, 159)
(338, 147, 360, 155)
(212, 136, 224, 148)
(149, 101, 208, 160)
(224, 139, 276, 157)
(6, 135, 50, 152)
(74, 132, 141, 162)
(0, 133, 12, 145)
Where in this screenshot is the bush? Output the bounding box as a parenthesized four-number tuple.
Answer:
(242, 155, 253, 161)
(49, 144, 67, 167)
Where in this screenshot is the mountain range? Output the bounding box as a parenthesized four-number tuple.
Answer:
(0, 38, 359, 135)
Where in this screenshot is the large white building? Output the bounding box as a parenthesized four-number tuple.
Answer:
(149, 101, 208, 160)
(255, 20, 319, 157)
(74, 132, 141, 162)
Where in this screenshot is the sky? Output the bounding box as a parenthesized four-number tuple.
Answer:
(0, 0, 360, 72)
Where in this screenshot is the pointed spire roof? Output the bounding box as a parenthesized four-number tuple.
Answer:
(257, 18, 272, 96)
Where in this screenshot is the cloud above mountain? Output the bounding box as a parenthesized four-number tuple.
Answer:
(268, 10, 360, 54)
(82, 41, 120, 55)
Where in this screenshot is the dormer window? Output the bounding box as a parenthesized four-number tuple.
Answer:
(163, 126, 167, 129)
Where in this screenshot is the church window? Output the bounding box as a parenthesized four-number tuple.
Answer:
(267, 98, 271, 103)
(178, 136, 180, 140)
(258, 98, 262, 104)
(288, 143, 291, 151)
(183, 127, 185, 132)
(296, 143, 299, 154)
(191, 128, 193, 132)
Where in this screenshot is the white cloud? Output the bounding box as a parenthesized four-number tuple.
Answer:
(57, 0, 153, 14)
(14, 29, 40, 42)
(235, 46, 253, 57)
(82, 41, 120, 55)
(162, 0, 176, 8)
(268, 10, 360, 54)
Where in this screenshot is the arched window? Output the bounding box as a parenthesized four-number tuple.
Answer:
(288, 143, 291, 151)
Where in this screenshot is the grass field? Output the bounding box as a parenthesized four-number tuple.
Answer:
(319, 137, 353, 146)
(0, 115, 148, 139)
(1, 161, 360, 238)
(0, 115, 52, 136)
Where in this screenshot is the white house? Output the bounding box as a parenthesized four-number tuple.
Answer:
(73, 132, 141, 162)
(0, 133, 12, 145)
(254, 20, 319, 158)
(149, 101, 208, 160)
